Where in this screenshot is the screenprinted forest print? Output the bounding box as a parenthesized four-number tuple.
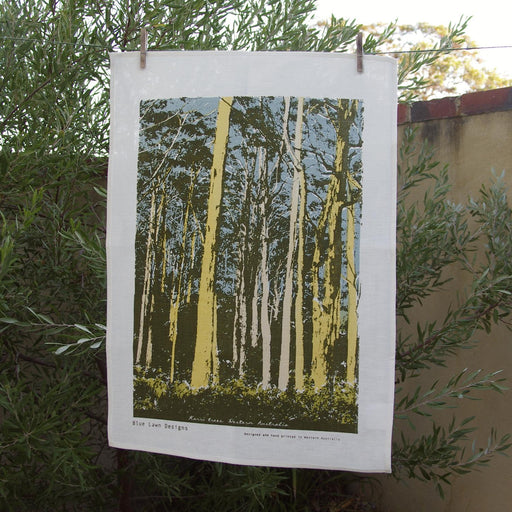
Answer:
(133, 96, 363, 433)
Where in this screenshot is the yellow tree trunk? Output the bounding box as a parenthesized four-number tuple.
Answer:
(191, 97, 233, 388)
(211, 294, 219, 385)
(310, 99, 359, 388)
(251, 262, 260, 348)
(145, 294, 155, 366)
(310, 175, 344, 388)
(345, 203, 358, 384)
(160, 211, 167, 295)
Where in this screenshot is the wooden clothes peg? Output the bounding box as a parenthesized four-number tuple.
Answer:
(356, 32, 363, 73)
(140, 27, 148, 69)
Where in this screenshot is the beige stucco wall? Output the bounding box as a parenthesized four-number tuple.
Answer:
(368, 110, 512, 512)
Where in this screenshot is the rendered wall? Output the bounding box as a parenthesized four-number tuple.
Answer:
(372, 88, 512, 512)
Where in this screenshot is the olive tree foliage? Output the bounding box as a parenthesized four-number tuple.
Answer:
(0, 0, 511, 510)
(393, 131, 512, 496)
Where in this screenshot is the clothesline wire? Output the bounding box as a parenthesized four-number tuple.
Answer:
(373, 45, 512, 55)
(0, 35, 511, 55)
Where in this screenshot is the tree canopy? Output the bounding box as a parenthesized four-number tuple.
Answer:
(362, 19, 512, 100)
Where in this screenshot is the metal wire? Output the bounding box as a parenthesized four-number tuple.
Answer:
(0, 34, 511, 55)
(373, 45, 512, 55)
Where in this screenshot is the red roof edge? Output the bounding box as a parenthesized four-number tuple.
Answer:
(398, 87, 512, 124)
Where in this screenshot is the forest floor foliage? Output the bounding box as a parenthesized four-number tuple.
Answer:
(134, 365, 358, 433)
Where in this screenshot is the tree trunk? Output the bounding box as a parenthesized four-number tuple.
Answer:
(232, 167, 250, 374)
(144, 186, 166, 366)
(170, 170, 197, 381)
(191, 97, 233, 388)
(345, 202, 358, 384)
(254, 146, 272, 388)
(294, 98, 306, 390)
(135, 188, 157, 365)
(311, 99, 359, 388)
(278, 97, 303, 391)
(186, 228, 196, 304)
(310, 174, 344, 388)
(260, 210, 272, 388)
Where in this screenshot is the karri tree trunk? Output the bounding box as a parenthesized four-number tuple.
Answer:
(310, 173, 344, 388)
(232, 167, 250, 375)
(260, 211, 272, 388)
(311, 99, 359, 388)
(186, 228, 197, 304)
(169, 170, 197, 382)
(294, 98, 306, 391)
(135, 187, 157, 365)
(144, 187, 166, 366)
(191, 97, 233, 388)
(258, 147, 272, 389)
(250, 146, 268, 353)
(278, 97, 304, 391)
(345, 202, 358, 384)
(249, 186, 261, 349)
